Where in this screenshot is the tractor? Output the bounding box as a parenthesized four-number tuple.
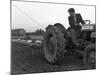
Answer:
(43, 20, 96, 69)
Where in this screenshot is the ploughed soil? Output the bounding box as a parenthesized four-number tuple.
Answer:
(11, 42, 92, 75)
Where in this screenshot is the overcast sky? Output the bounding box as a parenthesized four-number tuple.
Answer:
(12, 1, 95, 32)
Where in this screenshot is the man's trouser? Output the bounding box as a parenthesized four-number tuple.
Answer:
(68, 25, 81, 45)
(70, 29, 78, 45)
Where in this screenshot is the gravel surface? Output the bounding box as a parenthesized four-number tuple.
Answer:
(11, 42, 91, 75)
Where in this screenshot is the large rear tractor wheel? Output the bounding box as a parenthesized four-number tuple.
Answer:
(83, 44, 96, 69)
(43, 26, 66, 64)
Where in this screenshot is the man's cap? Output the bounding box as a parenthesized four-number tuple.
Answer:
(68, 8, 75, 13)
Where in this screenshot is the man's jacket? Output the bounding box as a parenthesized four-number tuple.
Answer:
(68, 13, 85, 28)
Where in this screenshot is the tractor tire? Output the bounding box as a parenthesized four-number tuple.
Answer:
(43, 26, 66, 64)
(83, 44, 96, 69)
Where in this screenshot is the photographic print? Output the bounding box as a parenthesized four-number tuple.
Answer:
(11, 0, 96, 75)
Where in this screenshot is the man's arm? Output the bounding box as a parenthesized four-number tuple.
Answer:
(79, 14, 85, 25)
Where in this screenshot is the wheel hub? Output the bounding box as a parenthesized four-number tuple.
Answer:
(88, 51, 95, 64)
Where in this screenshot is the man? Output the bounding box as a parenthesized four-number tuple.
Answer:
(67, 8, 85, 46)
(68, 8, 85, 31)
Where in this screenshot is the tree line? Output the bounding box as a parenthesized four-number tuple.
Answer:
(12, 29, 45, 36)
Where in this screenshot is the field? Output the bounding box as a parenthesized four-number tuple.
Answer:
(12, 35, 43, 40)
(11, 39, 91, 75)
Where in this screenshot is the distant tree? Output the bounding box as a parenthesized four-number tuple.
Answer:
(34, 29, 44, 35)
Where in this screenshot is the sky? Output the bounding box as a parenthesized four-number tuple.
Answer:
(12, 1, 95, 32)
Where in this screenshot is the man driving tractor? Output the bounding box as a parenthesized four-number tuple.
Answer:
(43, 7, 95, 68)
(67, 8, 85, 45)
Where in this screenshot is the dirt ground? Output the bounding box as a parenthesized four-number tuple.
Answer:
(11, 42, 92, 75)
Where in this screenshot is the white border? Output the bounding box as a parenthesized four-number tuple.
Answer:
(0, 0, 99, 75)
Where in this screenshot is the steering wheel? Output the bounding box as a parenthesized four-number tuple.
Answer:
(84, 20, 91, 24)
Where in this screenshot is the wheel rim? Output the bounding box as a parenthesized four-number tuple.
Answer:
(48, 35, 56, 56)
(88, 51, 95, 64)
(44, 31, 57, 62)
